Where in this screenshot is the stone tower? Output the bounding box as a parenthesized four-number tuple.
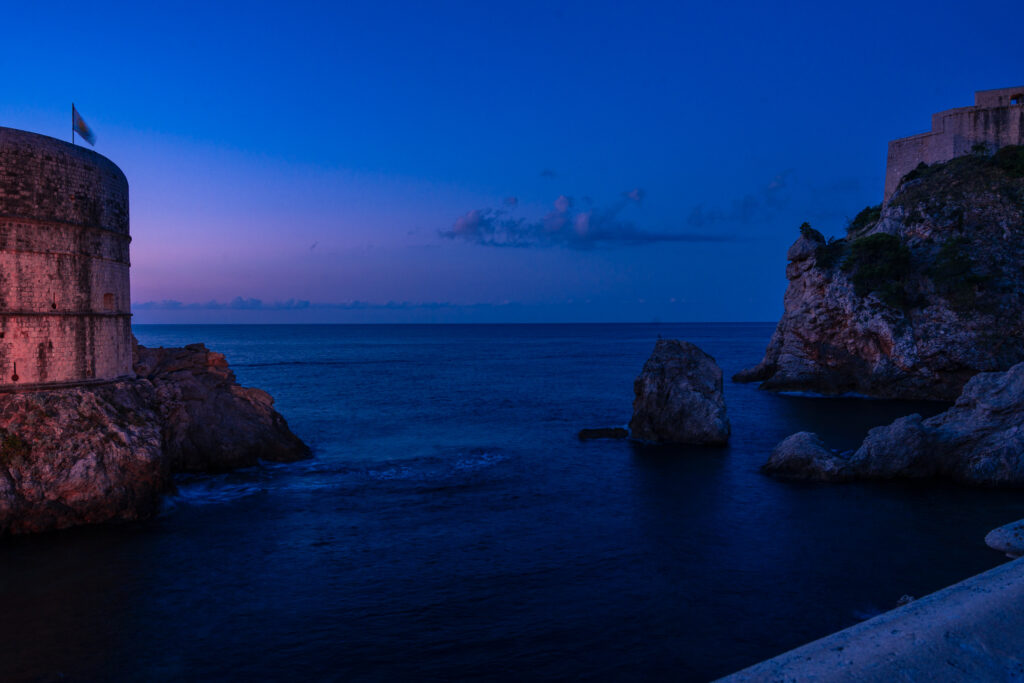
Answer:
(884, 86, 1024, 202)
(0, 127, 133, 388)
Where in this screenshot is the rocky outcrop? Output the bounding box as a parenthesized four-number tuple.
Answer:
(763, 361, 1024, 485)
(629, 340, 730, 445)
(135, 343, 310, 472)
(736, 148, 1024, 400)
(0, 382, 166, 535)
(0, 342, 309, 535)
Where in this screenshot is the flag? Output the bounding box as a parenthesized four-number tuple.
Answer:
(72, 104, 96, 146)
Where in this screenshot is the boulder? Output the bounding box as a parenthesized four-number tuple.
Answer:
(985, 519, 1024, 558)
(629, 340, 730, 445)
(846, 414, 936, 478)
(763, 361, 1024, 486)
(762, 432, 851, 481)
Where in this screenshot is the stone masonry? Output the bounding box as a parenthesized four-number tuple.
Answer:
(884, 86, 1024, 202)
(0, 127, 132, 388)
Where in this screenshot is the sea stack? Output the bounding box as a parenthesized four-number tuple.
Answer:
(629, 339, 730, 445)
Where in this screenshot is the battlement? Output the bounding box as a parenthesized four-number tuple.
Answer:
(884, 87, 1024, 202)
(975, 86, 1024, 108)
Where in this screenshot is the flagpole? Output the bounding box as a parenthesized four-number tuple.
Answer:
(72, 103, 75, 145)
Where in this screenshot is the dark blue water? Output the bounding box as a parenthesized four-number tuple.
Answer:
(1, 324, 1020, 681)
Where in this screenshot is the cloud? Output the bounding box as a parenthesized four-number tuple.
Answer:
(503, 196, 518, 207)
(686, 170, 794, 228)
(540, 168, 557, 178)
(134, 297, 311, 311)
(442, 189, 731, 248)
(133, 298, 465, 312)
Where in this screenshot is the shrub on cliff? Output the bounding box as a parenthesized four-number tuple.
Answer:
(928, 237, 989, 310)
(901, 161, 936, 185)
(992, 145, 1024, 178)
(842, 234, 912, 308)
(799, 222, 824, 243)
(847, 205, 882, 235)
(814, 238, 847, 271)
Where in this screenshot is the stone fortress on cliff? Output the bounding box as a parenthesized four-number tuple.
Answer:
(0, 127, 133, 388)
(884, 86, 1024, 202)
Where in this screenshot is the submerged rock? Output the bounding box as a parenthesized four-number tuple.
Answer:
(736, 148, 1024, 400)
(578, 427, 629, 440)
(0, 342, 310, 535)
(764, 361, 1024, 485)
(629, 340, 730, 445)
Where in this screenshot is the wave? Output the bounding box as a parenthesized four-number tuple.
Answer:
(161, 448, 512, 511)
(162, 478, 267, 510)
(365, 449, 510, 482)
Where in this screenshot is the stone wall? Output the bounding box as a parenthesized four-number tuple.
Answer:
(884, 87, 1024, 202)
(0, 127, 132, 387)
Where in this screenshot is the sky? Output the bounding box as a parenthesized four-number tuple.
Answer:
(2, 0, 1022, 323)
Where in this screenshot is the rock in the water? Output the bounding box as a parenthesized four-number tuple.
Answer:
(736, 148, 1024, 400)
(764, 361, 1024, 486)
(135, 342, 310, 472)
(578, 427, 629, 440)
(629, 340, 730, 445)
(985, 519, 1024, 558)
(0, 341, 311, 535)
(0, 382, 166, 535)
(763, 432, 851, 481)
(846, 414, 935, 478)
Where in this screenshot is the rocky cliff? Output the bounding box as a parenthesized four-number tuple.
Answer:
(736, 146, 1024, 400)
(0, 342, 309, 535)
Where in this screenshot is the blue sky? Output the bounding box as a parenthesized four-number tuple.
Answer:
(2, 0, 1022, 322)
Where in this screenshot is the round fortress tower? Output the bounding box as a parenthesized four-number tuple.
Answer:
(0, 126, 133, 388)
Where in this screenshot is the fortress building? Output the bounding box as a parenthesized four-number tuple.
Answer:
(0, 127, 133, 388)
(884, 86, 1024, 202)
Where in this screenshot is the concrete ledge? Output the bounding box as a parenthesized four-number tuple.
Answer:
(718, 556, 1024, 682)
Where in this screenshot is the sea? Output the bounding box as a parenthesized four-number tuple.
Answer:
(1, 323, 1021, 682)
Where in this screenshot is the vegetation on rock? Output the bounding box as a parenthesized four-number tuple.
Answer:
(927, 237, 989, 310)
(0, 429, 30, 463)
(847, 204, 882, 235)
(841, 234, 913, 308)
(798, 222, 824, 243)
(814, 238, 847, 271)
(992, 145, 1024, 178)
